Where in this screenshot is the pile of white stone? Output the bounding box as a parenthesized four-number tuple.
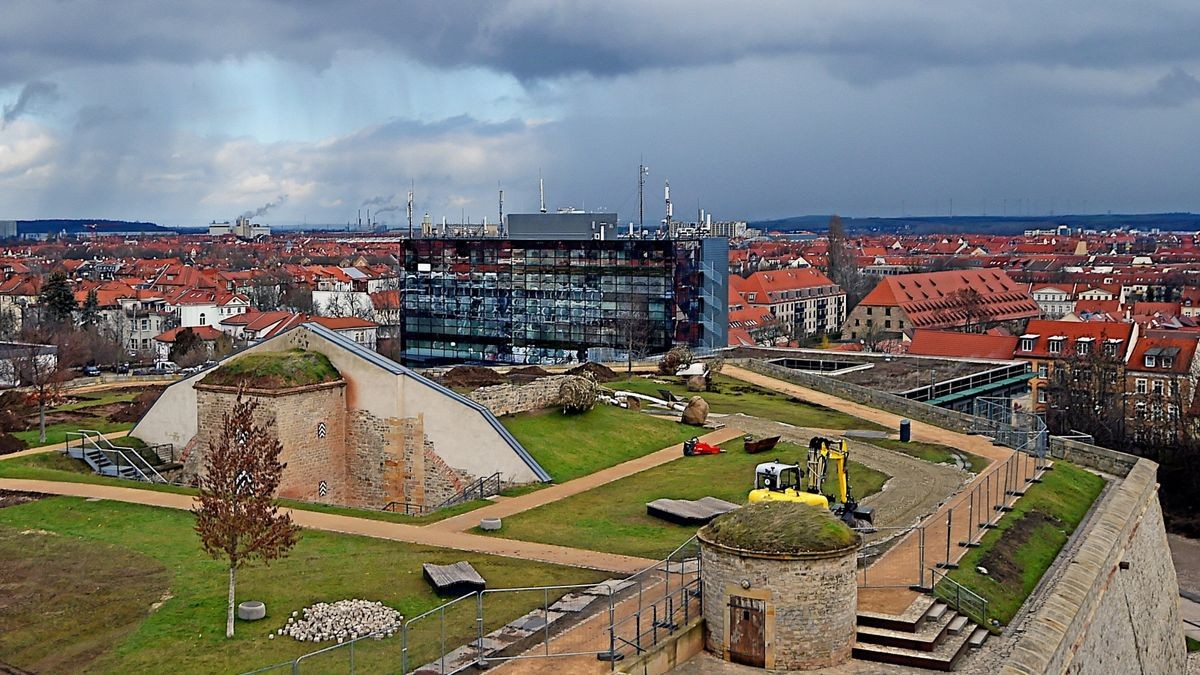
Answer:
(274, 599, 403, 643)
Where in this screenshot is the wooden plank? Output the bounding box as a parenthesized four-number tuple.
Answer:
(646, 497, 739, 525)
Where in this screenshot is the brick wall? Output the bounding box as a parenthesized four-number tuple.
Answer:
(467, 375, 581, 416)
(188, 381, 348, 503)
(700, 538, 858, 670)
(995, 459, 1185, 675)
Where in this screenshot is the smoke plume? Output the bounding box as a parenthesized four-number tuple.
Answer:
(361, 194, 394, 207)
(241, 194, 288, 219)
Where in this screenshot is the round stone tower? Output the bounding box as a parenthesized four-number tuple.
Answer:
(698, 501, 861, 670)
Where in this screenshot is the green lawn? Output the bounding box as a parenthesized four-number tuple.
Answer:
(0, 452, 486, 525)
(944, 461, 1105, 628)
(501, 404, 697, 482)
(481, 438, 889, 559)
(12, 419, 134, 449)
(613, 374, 887, 432)
(55, 389, 142, 411)
(867, 438, 988, 474)
(0, 497, 605, 674)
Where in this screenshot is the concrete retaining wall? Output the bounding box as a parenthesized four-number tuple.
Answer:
(997, 459, 1185, 675)
(735, 358, 978, 433)
(618, 618, 705, 675)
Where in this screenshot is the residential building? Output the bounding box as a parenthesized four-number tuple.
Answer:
(399, 231, 728, 365)
(728, 289, 786, 347)
(730, 269, 845, 339)
(1015, 319, 1137, 411)
(844, 269, 1040, 341)
(1029, 284, 1076, 319)
(167, 288, 250, 328)
(1125, 335, 1200, 444)
(153, 325, 225, 361)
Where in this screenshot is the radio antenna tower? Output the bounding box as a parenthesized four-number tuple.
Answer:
(406, 180, 414, 239)
(539, 173, 547, 213)
(663, 179, 673, 235)
(638, 162, 649, 232)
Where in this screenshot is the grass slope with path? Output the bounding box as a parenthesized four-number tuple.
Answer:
(614, 374, 887, 432)
(501, 403, 697, 482)
(481, 438, 889, 560)
(944, 461, 1105, 628)
(0, 497, 605, 674)
(0, 450, 490, 525)
(865, 438, 988, 474)
(7, 387, 149, 448)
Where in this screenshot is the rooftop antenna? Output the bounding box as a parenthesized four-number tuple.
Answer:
(663, 179, 672, 235)
(498, 182, 504, 235)
(407, 181, 415, 239)
(638, 161, 648, 232)
(539, 173, 547, 213)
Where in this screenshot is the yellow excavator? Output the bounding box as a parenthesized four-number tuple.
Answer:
(747, 436, 875, 527)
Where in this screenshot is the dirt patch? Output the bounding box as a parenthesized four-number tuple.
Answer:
(108, 386, 166, 424)
(979, 510, 1061, 587)
(506, 366, 551, 383)
(41, 403, 127, 426)
(0, 490, 47, 510)
(566, 362, 618, 383)
(441, 365, 506, 388)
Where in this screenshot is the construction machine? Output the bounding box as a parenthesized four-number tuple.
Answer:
(747, 436, 875, 527)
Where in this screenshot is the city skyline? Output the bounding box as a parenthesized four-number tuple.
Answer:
(3, 1, 1200, 225)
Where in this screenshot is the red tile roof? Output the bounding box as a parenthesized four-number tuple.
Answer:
(908, 330, 1019, 360)
(859, 269, 1040, 329)
(154, 325, 224, 343)
(1126, 335, 1198, 374)
(730, 269, 841, 304)
(1017, 320, 1136, 359)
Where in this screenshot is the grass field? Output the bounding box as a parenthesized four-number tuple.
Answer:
(944, 461, 1105, 627)
(11, 419, 134, 449)
(481, 438, 889, 559)
(0, 452, 487, 525)
(501, 404, 697, 482)
(866, 438, 988, 474)
(0, 497, 605, 673)
(614, 374, 887, 431)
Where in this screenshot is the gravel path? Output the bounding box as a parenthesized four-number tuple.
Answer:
(720, 413, 967, 533)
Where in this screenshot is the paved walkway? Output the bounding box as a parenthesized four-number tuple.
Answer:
(723, 365, 1038, 615)
(4, 430, 132, 459)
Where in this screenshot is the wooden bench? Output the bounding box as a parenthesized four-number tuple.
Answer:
(422, 561, 487, 595)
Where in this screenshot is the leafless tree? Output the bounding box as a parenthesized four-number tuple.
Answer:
(826, 215, 872, 308)
(193, 394, 300, 638)
(1043, 345, 1128, 449)
(10, 326, 80, 443)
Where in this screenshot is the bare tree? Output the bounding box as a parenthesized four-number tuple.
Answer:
(10, 327, 78, 443)
(193, 394, 300, 638)
(1043, 344, 1128, 448)
(826, 215, 871, 309)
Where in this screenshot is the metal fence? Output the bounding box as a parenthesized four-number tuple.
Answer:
(243, 538, 703, 675)
(855, 446, 1053, 593)
(972, 396, 1048, 456)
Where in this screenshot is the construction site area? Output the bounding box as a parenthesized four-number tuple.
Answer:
(0, 333, 1189, 674)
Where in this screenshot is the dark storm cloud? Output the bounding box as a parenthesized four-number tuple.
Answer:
(3, 2, 1200, 85)
(2, 80, 58, 126)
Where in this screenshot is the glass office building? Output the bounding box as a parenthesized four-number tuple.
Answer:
(399, 236, 728, 365)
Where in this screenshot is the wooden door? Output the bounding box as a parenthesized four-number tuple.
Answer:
(728, 595, 766, 667)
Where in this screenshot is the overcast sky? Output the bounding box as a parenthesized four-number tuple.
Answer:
(3, 1, 1200, 226)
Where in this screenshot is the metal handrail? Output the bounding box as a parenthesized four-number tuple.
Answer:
(381, 501, 430, 515)
(74, 429, 167, 484)
(930, 567, 989, 628)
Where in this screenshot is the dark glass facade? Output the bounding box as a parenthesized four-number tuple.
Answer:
(400, 238, 727, 365)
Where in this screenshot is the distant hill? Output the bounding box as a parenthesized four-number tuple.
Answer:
(751, 213, 1200, 236)
(16, 219, 169, 236)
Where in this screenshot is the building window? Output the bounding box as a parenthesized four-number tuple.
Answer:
(885, 307, 892, 316)
(1144, 355, 1156, 368)
(866, 307, 873, 315)
(1037, 389, 1046, 403)
(1038, 364, 1047, 378)
(885, 320, 892, 328)
(199, 312, 206, 325)
(1020, 337, 1035, 352)
(1048, 338, 1063, 354)
(1163, 356, 1174, 368)
(1136, 378, 1147, 394)
(1153, 380, 1164, 394)
(1076, 339, 1091, 355)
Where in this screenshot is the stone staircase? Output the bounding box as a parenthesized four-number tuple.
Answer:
(854, 595, 990, 671)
